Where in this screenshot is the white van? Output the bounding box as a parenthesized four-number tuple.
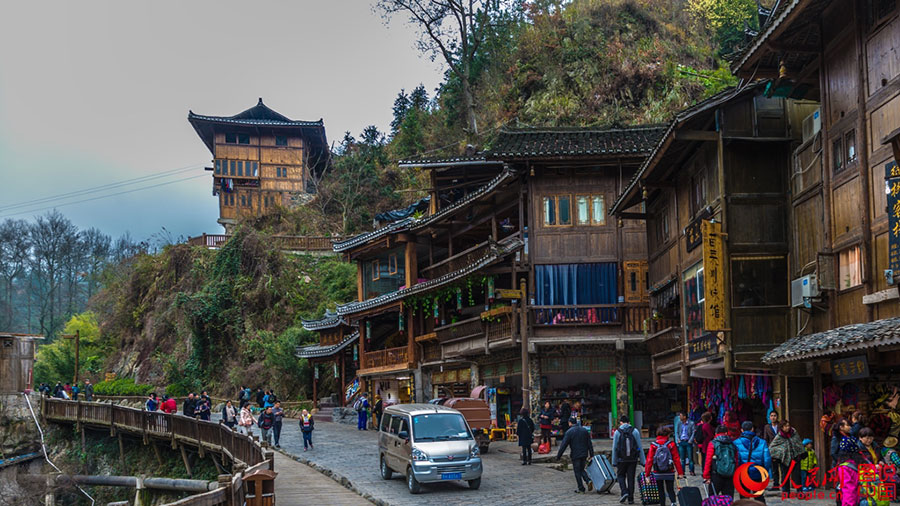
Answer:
(378, 403, 483, 494)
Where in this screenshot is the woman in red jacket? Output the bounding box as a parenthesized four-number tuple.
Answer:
(723, 410, 741, 440)
(703, 425, 736, 499)
(645, 426, 685, 506)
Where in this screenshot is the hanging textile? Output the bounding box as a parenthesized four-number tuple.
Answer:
(535, 263, 617, 305)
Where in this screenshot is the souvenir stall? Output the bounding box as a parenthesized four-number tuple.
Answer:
(689, 374, 774, 428)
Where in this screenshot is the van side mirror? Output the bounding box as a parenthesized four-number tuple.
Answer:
(398, 430, 409, 440)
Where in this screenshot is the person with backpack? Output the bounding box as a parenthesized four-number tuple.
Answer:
(645, 426, 684, 506)
(769, 419, 804, 493)
(300, 408, 315, 451)
(676, 412, 697, 476)
(258, 406, 275, 445)
(354, 393, 370, 430)
(72, 384, 80, 401)
(517, 407, 535, 465)
(734, 421, 772, 503)
(556, 418, 596, 494)
(799, 438, 818, 492)
(612, 414, 645, 504)
(703, 425, 737, 500)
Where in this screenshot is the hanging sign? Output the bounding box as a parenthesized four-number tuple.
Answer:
(702, 220, 726, 331)
(830, 355, 870, 381)
(688, 333, 717, 361)
(495, 289, 523, 300)
(885, 161, 900, 275)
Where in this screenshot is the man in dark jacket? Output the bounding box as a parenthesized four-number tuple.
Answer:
(258, 407, 275, 446)
(255, 387, 265, 408)
(762, 411, 780, 489)
(557, 418, 595, 494)
(612, 415, 645, 504)
(517, 408, 536, 465)
(183, 393, 196, 418)
(84, 380, 93, 401)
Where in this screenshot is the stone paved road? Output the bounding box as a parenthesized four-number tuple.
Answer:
(272, 418, 839, 506)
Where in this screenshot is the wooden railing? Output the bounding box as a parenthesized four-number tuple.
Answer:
(649, 317, 680, 334)
(422, 341, 442, 362)
(187, 234, 347, 252)
(42, 398, 272, 506)
(420, 240, 492, 279)
(363, 346, 408, 369)
(532, 303, 651, 333)
(435, 316, 484, 343)
(623, 305, 652, 334)
(483, 306, 515, 343)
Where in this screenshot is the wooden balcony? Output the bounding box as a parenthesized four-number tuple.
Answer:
(483, 306, 516, 343)
(532, 304, 650, 334)
(420, 240, 492, 279)
(435, 316, 484, 343)
(422, 341, 442, 362)
(358, 346, 412, 376)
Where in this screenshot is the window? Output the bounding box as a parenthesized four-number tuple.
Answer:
(238, 133, 250, 144)
(558, 196, 571, 225)
(237, 161, 243, 176)
(731, 256, 788, 307)
(225, 133, 237, 144)
(388, 253, 398, 275)
(839, 246, 862, 290)
(542, 196, 556, 225)
(656, 208, 670, 244)
(623, 261, 649, 303)
(240, 195, 246, 207)
(845, 130, 857, 166)
(683, 262, 704, 340)
(215, 160, 221, 174)
(591, 195, 605, 225)
(371, 259, 380, 281)
(692, 171, 707, 215)
(252, 161, 258, 177)
(229, 160, 235, 176)
(275, 136, 287, 146)
(380, 413, 393, 432)
(833, 137, 844, 173)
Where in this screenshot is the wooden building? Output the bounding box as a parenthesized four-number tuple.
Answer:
(306, 126, 684, 435)
(188, 99, 329, 231)
(727, 0, 900, 474)
(296, 311, 358, 407)
(0, 332, 42, 394)
(610, 83, 818, 435)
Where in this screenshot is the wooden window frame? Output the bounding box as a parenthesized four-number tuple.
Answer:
(371, 259, 381, 281)
(388, 253, 398, 275)
(832, 136, 845, 174)
(837, 245, 863, 292)
(844, 129, 858, 167)
(225, 133, 237, 144)
(542, 196, 556, 226)
(591, 194, 606, 226)
(275, 135, 288, 146)
(542, 194, 573, 227)
(574, 194, 607, 226)
(215, 160, 221, 174)
(237, 161, 243, 177)
(238, 133, 250, 145)
(575, 195, 591, 225)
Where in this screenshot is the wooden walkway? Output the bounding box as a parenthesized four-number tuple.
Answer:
(272, 451, 370, 505)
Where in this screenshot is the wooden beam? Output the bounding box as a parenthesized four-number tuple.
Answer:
(618, 212, 647, 220)
(179, 444, 193, 478)
(118, 433, 127, 473)
(883, 127, 900, 162)
(152, 443, 163, 466)
(862, 287, 899, 305)
(765, 41, 820, 54)
(673, 130, 719, 141)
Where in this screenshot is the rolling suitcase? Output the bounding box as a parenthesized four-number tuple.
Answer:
(639, 472, 659, 505)
(677, 479, 703, 506)
(585, 454, 616, 494)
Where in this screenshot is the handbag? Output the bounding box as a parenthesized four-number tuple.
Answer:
(538, 442, 551, 454)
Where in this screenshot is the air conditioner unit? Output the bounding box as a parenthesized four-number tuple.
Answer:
(791, 274, 820, 308)
(802, 108, 821, 143)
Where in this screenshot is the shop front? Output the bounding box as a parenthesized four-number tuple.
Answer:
(478, 355, 523, 429)
(363, 373, 414, 407)
(431, 365, 473, 399)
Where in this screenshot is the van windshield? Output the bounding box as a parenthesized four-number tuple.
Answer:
(411, 413, 472, 442)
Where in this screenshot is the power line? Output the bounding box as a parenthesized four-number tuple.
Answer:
(0, 163, 206, 213)
(0, 174, 208, 219)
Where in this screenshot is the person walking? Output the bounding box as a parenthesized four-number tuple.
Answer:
(769, 419, 804, 493)
(834, 428, 863, 506)
(703, 425, 737, 500)
(84, 380, 93, 402)
(723, 411, 741, 440)
(556, 418, 595, 494)
(539, 401, 557, 446)
(222, 400, 237, 429)
(258, 406, 275, 446)
(645, 426, 685, 506)
(734, 421, 772, 503)
(255, 387, 265, 408)
(162, 395, 177, 414)
(373, 395, 383, 429)
(612, 414, 644, 504)
(696, 412, 715, 464)
(146, 393, 158, 412)
(559, 400, 572, 425)
(676, 412, 696, 476)
(197, 397, 211, 421)
(763, 411, 780, 490)
(272, 401, 284, 448)
(300, 409, 315, 451)
(798, 438, 817, 492)
(355, 394, 370, 430)
(71, 383, 80, 401)
(183, 393, 196, 418)
(239, 403, 254, 437)
(517, 407, 535, 465)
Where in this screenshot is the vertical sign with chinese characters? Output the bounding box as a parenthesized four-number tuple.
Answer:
(702, 220, 726, 331)
(886, 161, 900, 274)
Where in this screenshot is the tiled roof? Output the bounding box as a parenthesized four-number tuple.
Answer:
(398, 155, 500, 168)
(336, 235, 524, 317)
(488, 126, 667, 159)
(762, 317, 900, 364)
(332, 168, 517, 253)
(188, 98, 324, 128)
(609, 83, 765, 214)
(295, 330, 358, 359)
(730, 0, 801, 73)
(300, 310, 350, 331)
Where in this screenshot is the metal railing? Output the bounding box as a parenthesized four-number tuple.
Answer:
(42, 398, 272, 506)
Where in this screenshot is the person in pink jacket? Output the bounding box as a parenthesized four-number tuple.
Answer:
(238, 404, 255, 437)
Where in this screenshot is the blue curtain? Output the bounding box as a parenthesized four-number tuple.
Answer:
(535, 263, 617, 305)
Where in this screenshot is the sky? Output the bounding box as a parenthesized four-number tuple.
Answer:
(0, 1, 444, 241)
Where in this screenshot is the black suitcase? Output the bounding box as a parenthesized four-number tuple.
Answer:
(677, 481, 703, 506)
(585, 454, 616, 494)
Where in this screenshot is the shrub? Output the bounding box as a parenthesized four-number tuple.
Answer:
(93, 378, 155, 396)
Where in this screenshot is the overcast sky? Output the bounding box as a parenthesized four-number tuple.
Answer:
(0, 1, 444, 241)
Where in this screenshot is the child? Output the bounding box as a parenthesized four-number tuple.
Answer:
(799, 438, 817, 491)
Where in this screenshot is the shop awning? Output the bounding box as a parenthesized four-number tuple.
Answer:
(762, 317, 900, 364)
(295, 331, 358, 359)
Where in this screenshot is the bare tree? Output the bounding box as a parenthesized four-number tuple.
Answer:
(29, 211, 78, 335)
(81, 227, 111, 300)
(377, 0, 509, 137)
(0, 219, 31, 328)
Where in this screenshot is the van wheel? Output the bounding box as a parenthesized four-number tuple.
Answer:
(468, 477, 482, 490)
(380, 455, 392, 480)
(407, 468, 421, 494)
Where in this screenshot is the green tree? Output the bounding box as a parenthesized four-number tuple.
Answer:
(34, 311, 103, 385)
(687, 0, 757, 57)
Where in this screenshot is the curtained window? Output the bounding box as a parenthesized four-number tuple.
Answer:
(535, 263, 618, 305)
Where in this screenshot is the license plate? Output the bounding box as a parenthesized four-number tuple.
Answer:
(441, 472, 462, 480)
